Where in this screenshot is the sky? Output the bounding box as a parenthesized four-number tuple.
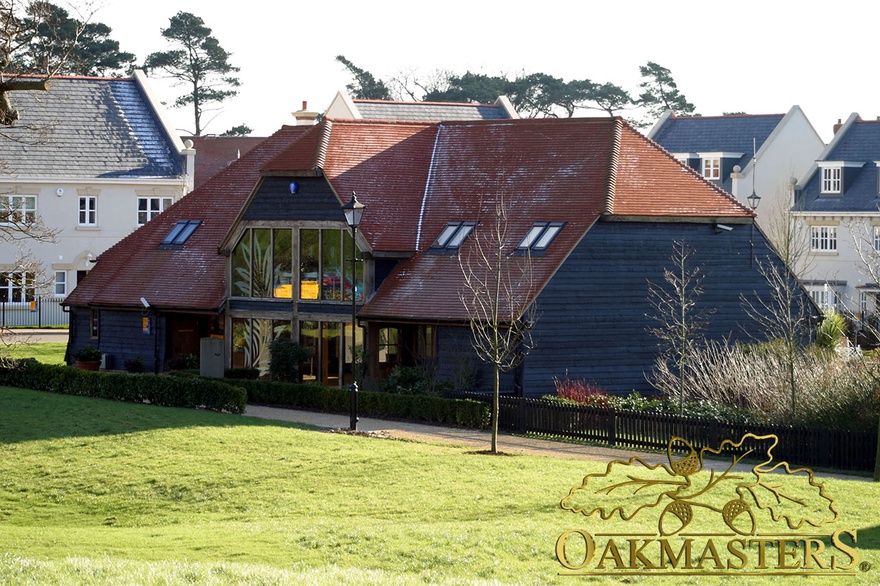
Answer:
(92, 0, 879, 143)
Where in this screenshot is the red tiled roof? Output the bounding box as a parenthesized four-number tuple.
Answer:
(359, 117, 752, 322)
(64, 126, 312, 310)
(609, 123, 752, 217)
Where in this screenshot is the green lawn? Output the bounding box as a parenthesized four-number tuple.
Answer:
(0, 387, 879, 585)
(5, 341, 66, 365)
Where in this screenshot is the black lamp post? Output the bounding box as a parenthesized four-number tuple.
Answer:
(748, 191, 761, 266)
(342, 192, 366, 431)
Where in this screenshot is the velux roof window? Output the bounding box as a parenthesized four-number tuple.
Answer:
(431, 222, 475, 252)
(517, 222, 564, 252)
(160, 220, 202, 247)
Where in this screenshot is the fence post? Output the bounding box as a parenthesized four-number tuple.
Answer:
(517, 397, 526, 435)
(607, 407, 616, 447)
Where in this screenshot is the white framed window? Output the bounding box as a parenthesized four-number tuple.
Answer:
(0, 195, 36, 225)
(874, 226, 880, 251)
(78, 196, 97, 226)
(810, 225, 837, 252)
(0, 272, 35, 303)
(821, 167, 842, 194)
(137, 197, 173, 225)
(811, 287, 839, 311)
(702, 157, 721, 180)
(54, 271, 66, 296)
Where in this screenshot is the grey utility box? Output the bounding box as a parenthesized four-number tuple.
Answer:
(200, 337, 225, 378)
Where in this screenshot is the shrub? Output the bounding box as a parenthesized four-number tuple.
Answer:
(224, 367, 260, 380)
(0, 360, 246, 414)
(648, 339, 880, 431)
(123, 357, 145, 373)
(238, 378, 488, 428)
(816, 310, 848, 349)
(380, 364, 450, 396)
(553, 375, 611, 408)
(168, 354, 199, 370)
(75, 344, 102, 362)
(269, 337, 310, 382)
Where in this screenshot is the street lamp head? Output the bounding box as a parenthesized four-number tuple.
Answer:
(747, 191, 761, 210)
(342, 192, 366, 228)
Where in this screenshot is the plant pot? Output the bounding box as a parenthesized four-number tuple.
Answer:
(75, 360, 101, 371)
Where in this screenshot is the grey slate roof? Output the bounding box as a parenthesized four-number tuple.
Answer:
(651, 114, 785, 192)
(797, 119, 880, 213)
(1, 76, 183, 179)
(353, 100, 511, 121)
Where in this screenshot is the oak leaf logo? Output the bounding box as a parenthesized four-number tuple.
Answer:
(560, 433, 839, 535)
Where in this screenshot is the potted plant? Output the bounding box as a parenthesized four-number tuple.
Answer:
(75, 344, 102, 371)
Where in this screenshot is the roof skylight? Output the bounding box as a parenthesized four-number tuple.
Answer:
(431, 222, 476, 251)
(161, 220, 202, 246)
(517, 222, 563, 251)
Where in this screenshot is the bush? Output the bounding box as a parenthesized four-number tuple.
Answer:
(224, 367, 260, 380)
(168, 354, 199, 370)
(238, 378, 488, 428)
(269, 337, 310, 382)
(75, 344, 102, 362)
(552, 375, 611, 408)
(0, 360, 246, 414)
(648, 340, 880, 431)
(380, 364, 450, 396)
(124, 357, 145, 373)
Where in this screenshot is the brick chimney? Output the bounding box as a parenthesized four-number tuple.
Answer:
(833, 118, 843, 135)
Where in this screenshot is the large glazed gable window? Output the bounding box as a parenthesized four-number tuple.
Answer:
(299, 229, 363, 302)
(232, 228, 293, 299)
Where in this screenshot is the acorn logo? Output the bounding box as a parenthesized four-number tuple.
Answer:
(555, 434, 862, 576)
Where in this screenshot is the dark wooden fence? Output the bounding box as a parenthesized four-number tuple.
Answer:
(450, 392, 876, 472)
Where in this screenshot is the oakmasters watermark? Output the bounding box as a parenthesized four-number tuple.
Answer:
(555, 433, 867, 577)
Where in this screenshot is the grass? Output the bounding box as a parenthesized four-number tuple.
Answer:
(0, 387, 879, 585)
(3, 341, 66, 365)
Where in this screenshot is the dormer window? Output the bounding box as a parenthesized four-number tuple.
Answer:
(517, 222, 564, 252)
(821, 166, 841, 194)
(702, 157, 721, 180)
(431, 222, 475, 251)
(818, 161, 864, 195)
(696, 152, 744, 182)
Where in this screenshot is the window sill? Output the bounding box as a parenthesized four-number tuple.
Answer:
(75, 225, 100, 231)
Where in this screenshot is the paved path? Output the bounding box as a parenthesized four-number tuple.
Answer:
(244, 404, 667, 463)
(243, 405, 870, 481)
(6, 328, 69, 344)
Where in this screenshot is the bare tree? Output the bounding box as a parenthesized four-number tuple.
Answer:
(458, 198, 537, 454)
(0, 1, 90, 125)
(742, 192, 816, 418)
(646, 240, 713, 412)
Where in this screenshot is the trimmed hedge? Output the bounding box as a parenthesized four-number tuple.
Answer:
(0, 360, 246, 414)
(238, 379, 489, 428)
